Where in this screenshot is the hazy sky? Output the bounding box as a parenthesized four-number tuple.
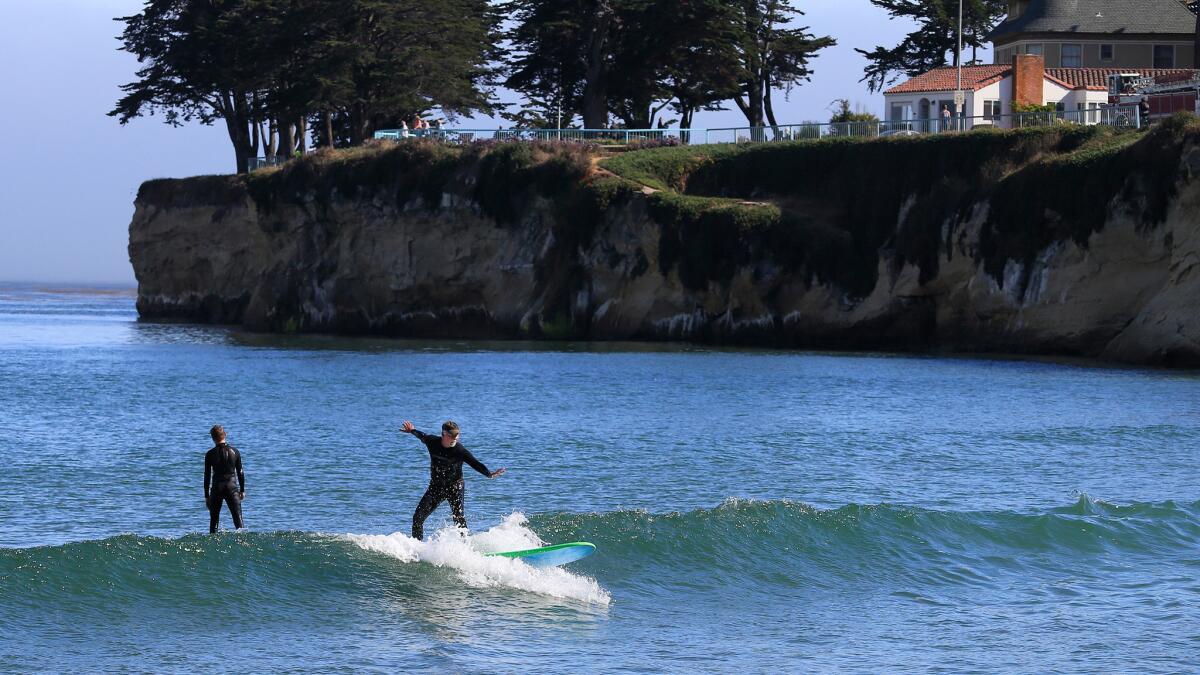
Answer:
(0, 0, 981, 285)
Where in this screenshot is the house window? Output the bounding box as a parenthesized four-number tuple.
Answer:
(1054, 101, 1065, 112)
(1154, 45, 1175, 68)
(1100, 44, 1113, 62)
(1026, 44, 1044, 56)
(1061, 44, 1082, 68)
(984, 100, 1002, 121)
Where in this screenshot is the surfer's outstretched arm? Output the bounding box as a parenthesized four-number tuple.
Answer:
(401, 420, 432, 442)
(457, 445, 506, 478)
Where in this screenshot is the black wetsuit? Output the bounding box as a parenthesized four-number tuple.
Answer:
(407, 429, 493, 540)
(204, 443, 245, 533)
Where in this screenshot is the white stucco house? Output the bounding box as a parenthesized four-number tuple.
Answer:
(883, 57, 1196, 128)
(882, 0, 1200, 128)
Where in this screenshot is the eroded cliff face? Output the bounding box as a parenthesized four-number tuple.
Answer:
(129, 131, 1200, 366)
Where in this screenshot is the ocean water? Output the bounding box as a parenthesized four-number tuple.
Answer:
(1, 284, 1198, 672)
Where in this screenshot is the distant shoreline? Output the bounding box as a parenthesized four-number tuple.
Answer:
(0, 281, 137, 295)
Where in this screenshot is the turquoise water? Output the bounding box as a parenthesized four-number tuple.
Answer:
(1, 285, 1198, 671)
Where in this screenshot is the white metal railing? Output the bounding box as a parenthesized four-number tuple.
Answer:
(702, 105, 1142, 144)
(245, 105, 1146, 169)
(370, 127, 694, 144)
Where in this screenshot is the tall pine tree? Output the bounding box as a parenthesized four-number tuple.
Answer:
(857, 0, 1006, 93)
(112, 0, 500, 172)
(731, 0, 835, 129)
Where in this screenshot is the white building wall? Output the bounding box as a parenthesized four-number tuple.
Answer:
(998, 78, 1014, 115)
(885, 72, 1123, 128)
(972, 81, 1004, 119)
(1043, 79, 1072, 105)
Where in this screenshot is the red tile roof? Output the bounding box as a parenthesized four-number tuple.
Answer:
(1044, 67, 1199, 90)
(884, 65, 1011, 94)
(887, 65, 1200, 96)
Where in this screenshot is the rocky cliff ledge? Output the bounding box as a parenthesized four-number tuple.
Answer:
(130, 119, 1200, 366)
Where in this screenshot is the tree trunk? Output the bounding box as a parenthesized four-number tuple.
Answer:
(581, 1, 614, 129)
(279, 118, 295, 158)
(349, 104, 366, 145)
(296, 116, 308, 154)
(748, 78, 763, 128)
(679, 105, 694, 144)
(218, 90, 253, 174)
(323, 110, 335, 148)
(617, 96, 655, 129)
(737, 1, 765, 129)
(224, 116, 249, 174)
(266, 120, 278, 160)
(764, 77, 779, 130)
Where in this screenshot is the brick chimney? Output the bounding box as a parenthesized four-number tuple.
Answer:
(1012, 54, 1044, 107)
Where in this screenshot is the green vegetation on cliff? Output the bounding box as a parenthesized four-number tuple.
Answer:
(140, 117, 1198, 309)
(141, 139, 594, 228)
(599, 119, 1196, 298)
(981, 116, 1191, 286)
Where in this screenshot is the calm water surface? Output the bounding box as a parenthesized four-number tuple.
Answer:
(0, 285, 1197, 672)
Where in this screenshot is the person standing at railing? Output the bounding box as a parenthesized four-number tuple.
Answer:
(400, 120, 410, 139)
(940, 107, 951, 133)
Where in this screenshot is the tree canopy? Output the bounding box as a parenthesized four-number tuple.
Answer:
(502, 0, 833, 130)
(113, 0, 840, 170)
(857, 0, 1006, 93)
(112, 0, 499, 172)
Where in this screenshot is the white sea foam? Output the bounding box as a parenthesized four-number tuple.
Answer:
(344, 513, 610, 605)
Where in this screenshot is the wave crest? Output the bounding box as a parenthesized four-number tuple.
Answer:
(344, 513, 610, 604)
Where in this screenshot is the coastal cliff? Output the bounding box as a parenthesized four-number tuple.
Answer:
(129, 119, 1200, 366)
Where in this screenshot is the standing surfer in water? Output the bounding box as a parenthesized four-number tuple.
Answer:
(401, 420, 505, 540)
(204, 425, 245, 533)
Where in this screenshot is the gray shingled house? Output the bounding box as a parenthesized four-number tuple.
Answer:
(990, 0, 1196, 68)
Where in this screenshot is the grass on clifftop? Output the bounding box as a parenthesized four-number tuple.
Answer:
(248, 140, 594, 226)
(600, 122, 1189, 297)
(140, 119, 1198, 305)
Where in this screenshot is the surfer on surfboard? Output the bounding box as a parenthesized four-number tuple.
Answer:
(401, 420, 505, 540)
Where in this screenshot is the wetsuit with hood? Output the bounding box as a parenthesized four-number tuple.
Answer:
(406, 429, 494, 540)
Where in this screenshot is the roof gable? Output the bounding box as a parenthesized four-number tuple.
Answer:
(885, 65, 1200, 96)
(988, 0, 1195, 41)
(1044, 67, 1199, 90)
(884, 65, 1011, 94)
